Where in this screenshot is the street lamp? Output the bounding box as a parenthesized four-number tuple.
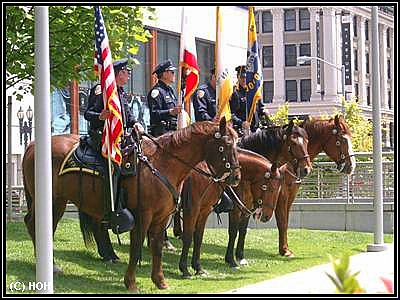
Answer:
(17, 106, 34, 150)
(297, 55, 346, 114)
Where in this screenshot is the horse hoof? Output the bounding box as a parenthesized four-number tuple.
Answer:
(182, 272, 192, 279)
(281, 250, 295, 258)
(156, 281, 169, 290)
(239, 259, 248, 266)
(124, 275, 138, 292)
(53, 265, 63, 274)
(195, 269, 208, 276)
(227, 261, 239, 268)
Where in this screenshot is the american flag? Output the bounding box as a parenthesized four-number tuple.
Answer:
(94, 6, 123, 165)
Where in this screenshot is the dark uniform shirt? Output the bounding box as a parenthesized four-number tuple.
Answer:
(84, 84, 137, 149)
(147, 80, 178, 137)
(192, 82, 216, 121)
(229, 84, 264, 134)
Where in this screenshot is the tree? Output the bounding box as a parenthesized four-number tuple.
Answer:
(6, 6, 155, 99)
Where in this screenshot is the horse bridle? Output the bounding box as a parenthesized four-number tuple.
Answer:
(142, 131, 239, 183)
(328, 127, 355, 170)
(284, 133, 310, 174)
(206, 132, 241, 183)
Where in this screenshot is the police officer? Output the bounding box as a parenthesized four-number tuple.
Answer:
(147, 59, 181, 251)
(147, 59, 181, 137)
(84, 58, 144, 220)
(192, 68, 217, 121)
(229, 65, 265, 136)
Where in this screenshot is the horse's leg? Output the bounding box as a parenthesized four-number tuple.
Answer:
(235, 216, 250, 266)
(225, 210, 240, 268)
(149, 225, 169, 289)
(51, 197, 68, 273)
(124, 216, 151, 292)
(275, 187, 295, 257)
(178, 215, 193, 278)
(191, 213, 208, 275)
(173, 211, 182, 238)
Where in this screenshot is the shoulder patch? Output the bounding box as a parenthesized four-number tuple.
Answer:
(95, 85, 102, 95)
(197, 90, 205, 99)
(151, 89, 160, 98)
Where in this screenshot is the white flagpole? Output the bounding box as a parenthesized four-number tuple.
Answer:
(34, 6, 53, 293)
(215, 6, 220, 114)
(177, 6, 185, 130)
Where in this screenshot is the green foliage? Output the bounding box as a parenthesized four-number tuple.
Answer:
(326, 254, 365, 294)
(341, 99, 373, 152)
(268, 102, 289, 126)
(6, 6, 155, 98)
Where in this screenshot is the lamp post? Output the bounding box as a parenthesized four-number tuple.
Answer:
(297, 55, 346, 114)
(17, 106, 34, 150)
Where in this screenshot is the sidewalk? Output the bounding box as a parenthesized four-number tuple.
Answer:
(223, 243, 394, 294)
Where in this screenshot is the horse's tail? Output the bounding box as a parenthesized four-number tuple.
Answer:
(22, 145, 33, 212)
(78, 210, 95, 248)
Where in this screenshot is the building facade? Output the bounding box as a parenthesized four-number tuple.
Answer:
(255, 6, 394, 148)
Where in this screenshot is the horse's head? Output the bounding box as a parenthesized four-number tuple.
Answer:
(252, 163, 282, 223)
(313, 115, 356, 175)
(204, 117, 241, 187)
(282, 120, 312, 178)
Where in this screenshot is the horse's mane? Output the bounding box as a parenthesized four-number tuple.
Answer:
(238, 148, 271, 166)
(238, 126, 286, 154)
(303, 117, 351, 138)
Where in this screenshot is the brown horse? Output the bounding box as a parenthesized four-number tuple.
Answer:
(223, 121, 312, 267)
(178, 148, 284, 277)
(275, 114, 356, 257)
(22, 118, 241, 292)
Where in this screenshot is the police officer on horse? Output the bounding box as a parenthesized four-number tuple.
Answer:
(84, 58, 144, 228)
(229, 65, 267, 136)
(147, 59, 182, 137)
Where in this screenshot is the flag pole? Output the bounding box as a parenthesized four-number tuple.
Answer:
(104, 93, 115, 212)
(215, 6, 220, 116)
(177, 6, 185, 130)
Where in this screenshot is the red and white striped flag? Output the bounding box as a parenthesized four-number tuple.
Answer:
(94, 6, 123, 165)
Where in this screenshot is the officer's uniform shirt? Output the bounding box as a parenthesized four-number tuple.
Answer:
(229, 84, 264, 133)
(147, 80, 178, 136)
(193, 82, 216, 121)
(84, 84, 136, 132)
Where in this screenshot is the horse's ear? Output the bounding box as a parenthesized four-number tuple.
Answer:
(286, 119, 294, 133)
(219, 116, 227, 136)
(300, 116, 310, 128)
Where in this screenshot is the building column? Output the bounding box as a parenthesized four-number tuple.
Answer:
(379, 24, 388, 109)
(357, 16, 367, 106)
(309, 7, 320, 102)
(321, 7, 338, 101)
(389, 28, 394, 110)
(345, 12, 354, 97)
(384, 123, 391, 148)
(271, 8, 285, 103)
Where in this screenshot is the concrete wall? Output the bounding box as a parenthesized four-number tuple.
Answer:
(205, 202, 394, 233)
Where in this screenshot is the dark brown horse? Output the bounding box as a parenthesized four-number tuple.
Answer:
(22, 118, 241, 292)
(178, 148, 284, 277)
(224, 121, 312, 267)
(275, 115, 356, 257)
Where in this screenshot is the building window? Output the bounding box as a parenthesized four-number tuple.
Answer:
(300, 79, 311, 102)
(367, 86, 371, 106)
(196, 40, 215, 87)
(255, 11, 260, 33)
(262, 11, 273, 33)
(389, 122, 393, 148)
(286, 80, 297, 102)
(299, 9, 310, 30)
(285, 44, 297, 66)
(262, 46, 273, 67)
(354, 83, 359, 100)
(157, 31, 180, 90)
(263, 81, 274, 103)
(284, 9, 296, 31)
(365, 20, 369, 41)
(127, 41, 147, 96)
(386, 28, 390, 48)
(388, 91, 392, 109)
(353, 16, 358, 37)
(366, 52, 369, 74)
(299, 43, 311, 65)
(387, 60, 391, 79)
(354, 49, 358, 71)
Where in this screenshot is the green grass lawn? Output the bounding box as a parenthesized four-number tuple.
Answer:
(6, 218, 393, 294)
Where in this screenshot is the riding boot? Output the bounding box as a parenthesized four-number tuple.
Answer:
(213, 190, 234, 214)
